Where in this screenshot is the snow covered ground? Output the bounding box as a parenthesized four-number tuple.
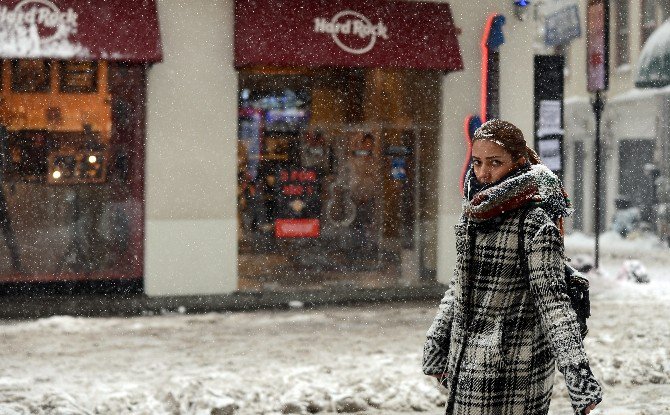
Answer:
(1, 232, 669, 415)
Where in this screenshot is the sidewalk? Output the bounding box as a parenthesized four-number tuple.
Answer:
(3, 273, 669, 415)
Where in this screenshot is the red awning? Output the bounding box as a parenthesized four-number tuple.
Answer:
(235, 0, 463, 71)
(0, 0, 162, 62)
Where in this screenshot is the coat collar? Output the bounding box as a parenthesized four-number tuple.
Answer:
(463, 164, 572, 223)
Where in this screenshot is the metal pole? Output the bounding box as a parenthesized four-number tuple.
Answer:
(592, 91, 604, 269)
(414, 127, 424, 280)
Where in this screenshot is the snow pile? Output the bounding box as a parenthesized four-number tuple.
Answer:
(1, 256, 670, 414)
(565, 231, 667, 260)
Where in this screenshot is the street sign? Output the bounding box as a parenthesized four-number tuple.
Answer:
(586, 0, 609, 92)
(544, 2, 582, 46)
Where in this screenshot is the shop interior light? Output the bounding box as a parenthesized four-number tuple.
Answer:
(53, 170, 62, 179)
(88, 155, 97, 163)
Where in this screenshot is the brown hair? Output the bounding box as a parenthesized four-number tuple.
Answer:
(472, 119, 542, 165)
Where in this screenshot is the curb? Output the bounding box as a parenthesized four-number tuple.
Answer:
(0, 284, 448, 320)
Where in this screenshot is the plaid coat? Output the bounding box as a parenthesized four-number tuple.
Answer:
(423, 205, 601, 414)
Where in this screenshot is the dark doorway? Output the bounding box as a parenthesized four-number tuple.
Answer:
(618, 139, 655, 222)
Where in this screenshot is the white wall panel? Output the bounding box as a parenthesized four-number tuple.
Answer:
(145, 0, 238, 295)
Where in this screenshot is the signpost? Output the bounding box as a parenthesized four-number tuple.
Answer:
(586, 0, 609, 269)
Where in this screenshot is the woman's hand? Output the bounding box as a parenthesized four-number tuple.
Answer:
(429, 373, 447, 383)
(560, 364, 602, 415)
(583, 402, 597, 414)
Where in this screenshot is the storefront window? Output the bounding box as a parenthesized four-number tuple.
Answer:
(59, 61, 98, 93)
(11, 60, 51, 93)
(0, 60, 144, 284)
(237, 68, 441, 290)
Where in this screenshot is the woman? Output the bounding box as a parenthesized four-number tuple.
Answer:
(422, 119, 602, 415)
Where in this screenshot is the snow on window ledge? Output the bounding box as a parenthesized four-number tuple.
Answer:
(616, 64, 632, 74)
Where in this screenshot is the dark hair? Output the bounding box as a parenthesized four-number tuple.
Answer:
(473, 119, 542, 165)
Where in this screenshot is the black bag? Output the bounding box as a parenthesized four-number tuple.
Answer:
(563, 264, 590, 338)
(518, 208, 590, 339)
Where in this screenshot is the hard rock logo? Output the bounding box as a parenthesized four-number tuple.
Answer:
(313, 10, 389, 55)
(0, 0, 86, 57)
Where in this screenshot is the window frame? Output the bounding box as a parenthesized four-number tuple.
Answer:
(640, 0, 666, 47)
(615, 0, 631, 66)
(10, 59, 52, 93)
(59, 60, 99, 94)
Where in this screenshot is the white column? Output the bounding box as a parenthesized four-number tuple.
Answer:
(144, 0, 238, 295)
(437, 2, 534, 284)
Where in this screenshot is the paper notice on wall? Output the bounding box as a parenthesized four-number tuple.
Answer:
(537, 100, 564, 138)
(538, 139, 562, 171)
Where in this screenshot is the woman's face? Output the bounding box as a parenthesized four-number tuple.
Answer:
(471, 139, 522, 185)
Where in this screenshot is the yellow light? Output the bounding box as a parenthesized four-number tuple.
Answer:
(88, 155, 97, 163)
(52, 170, 62, 179)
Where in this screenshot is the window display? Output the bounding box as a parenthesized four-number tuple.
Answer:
(237, 68, 441, 290)
(0, 60, 144, 283)
(48, 150, 106, 184)
(274, 167, 321, 238)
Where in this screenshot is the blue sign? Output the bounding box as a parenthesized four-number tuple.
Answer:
(545, 4, 581, 47)
(487, 15, 506, 50)
(391, 158, 407, 181)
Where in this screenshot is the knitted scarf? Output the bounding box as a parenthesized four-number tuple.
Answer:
(463, 164, 572, 223)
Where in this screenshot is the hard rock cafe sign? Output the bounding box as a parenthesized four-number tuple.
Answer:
(0, 0, 87, 57)
(313, 10, 389, 55)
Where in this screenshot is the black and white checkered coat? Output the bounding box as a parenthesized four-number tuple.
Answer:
(423, 205, 602, 414)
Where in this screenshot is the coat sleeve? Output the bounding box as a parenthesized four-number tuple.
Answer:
(525, 216, 602, 414)
(422, 280, 455, 375)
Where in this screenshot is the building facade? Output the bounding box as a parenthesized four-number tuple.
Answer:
(554, 0, 670, 238)
(0, 0, 538, 295)
(0, 0, 160, 286)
